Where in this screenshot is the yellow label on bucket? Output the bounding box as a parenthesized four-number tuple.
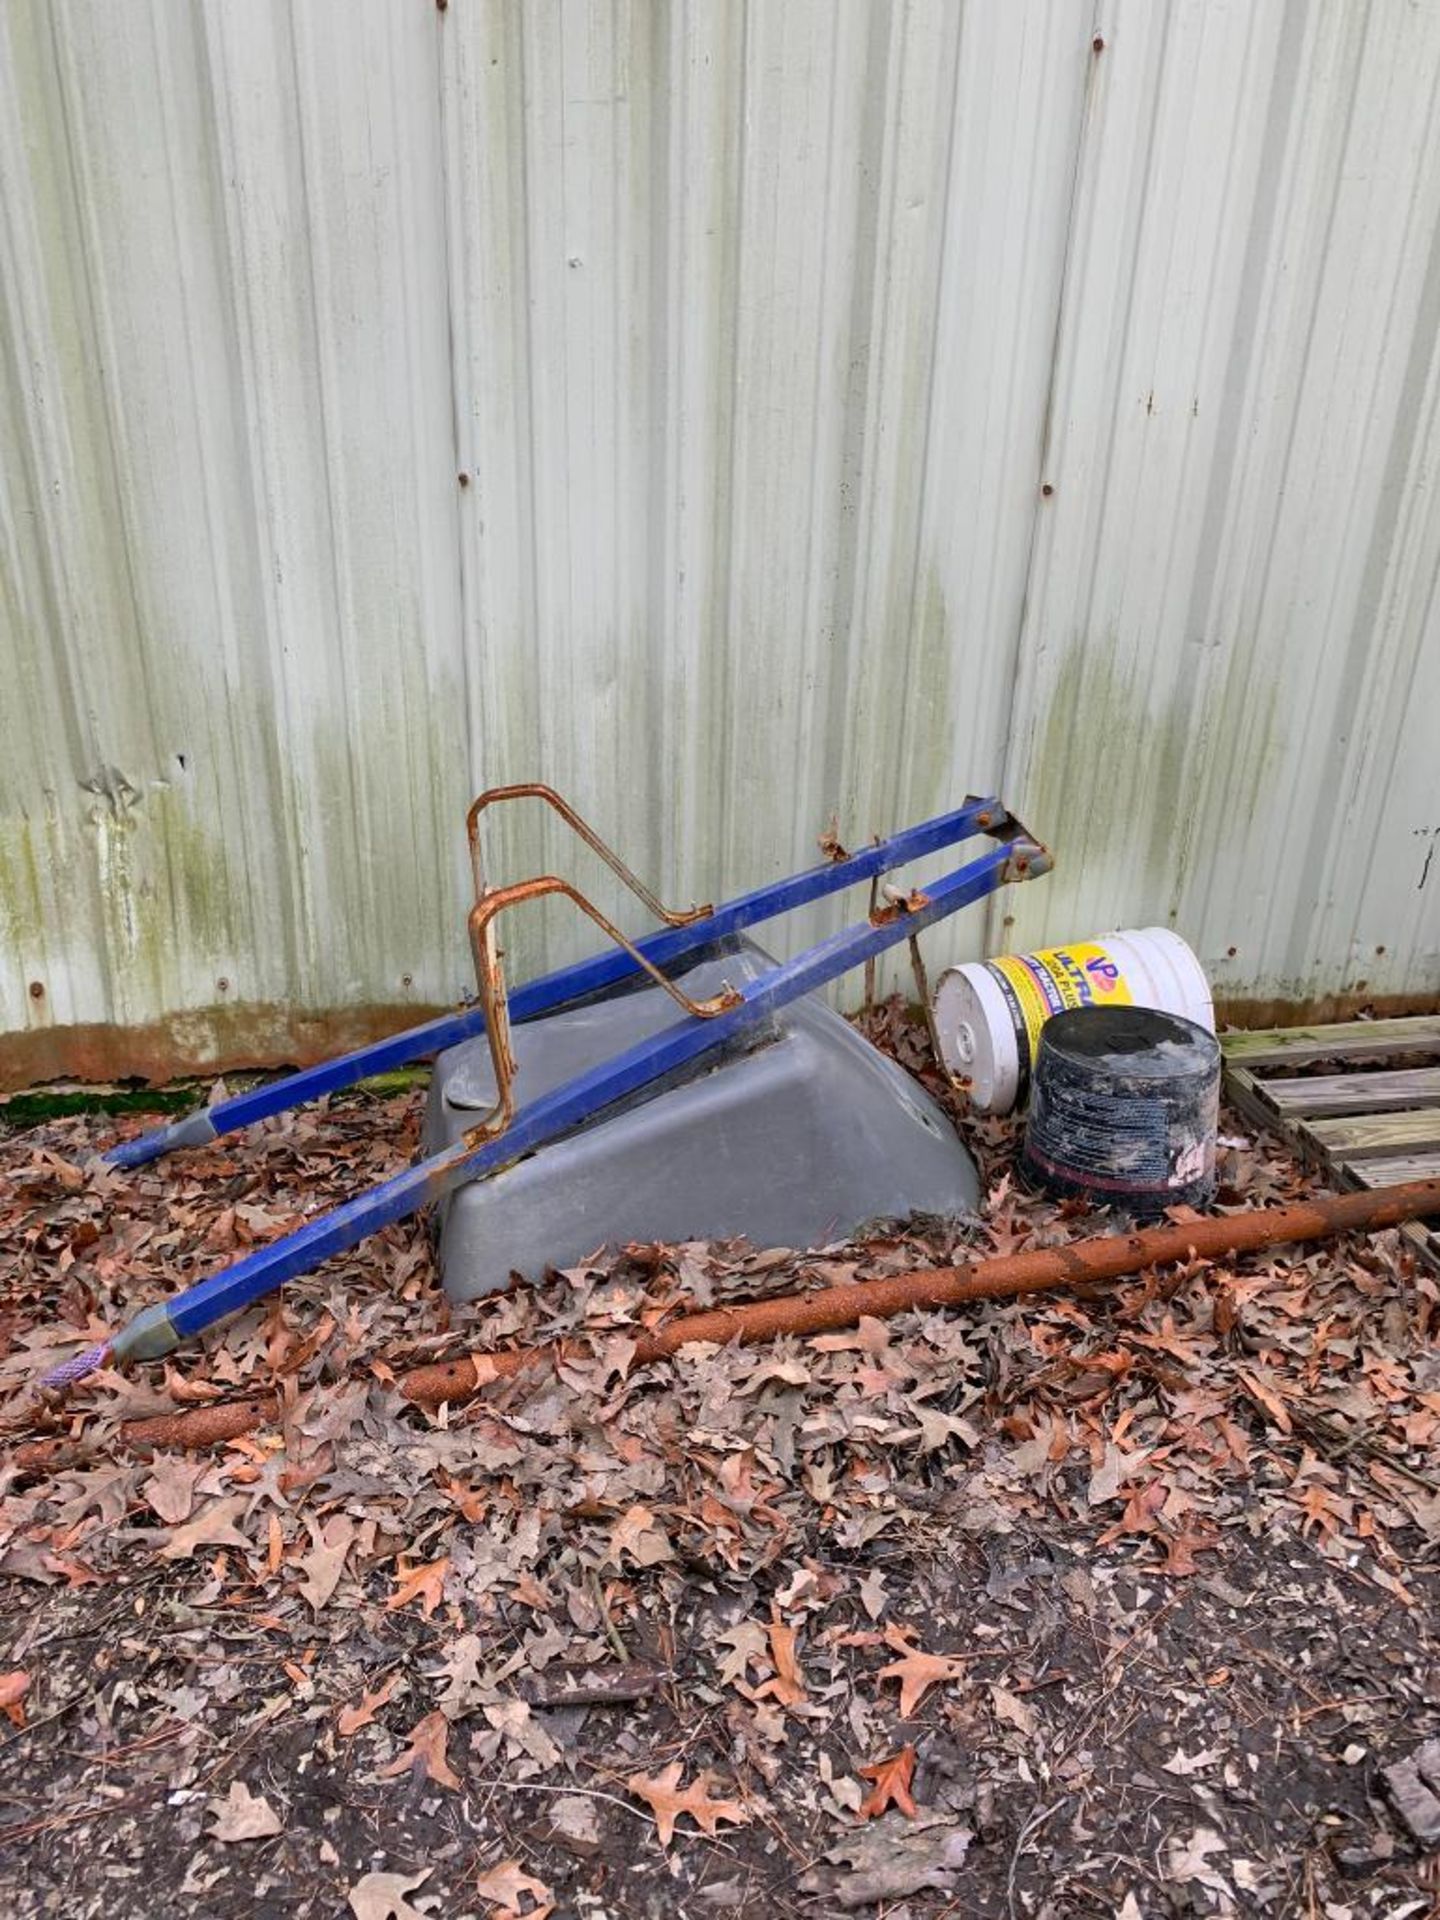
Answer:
(986, 942, 1134, 1065)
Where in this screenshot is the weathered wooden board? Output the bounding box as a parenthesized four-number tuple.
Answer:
(1337, 1159, 1440, 1274)
(1220, 1062, 1283, 1141)
(1221, 1016, 1440, 1069)
(1221, 1018, 1440, 1275)
(1350, 1150, 1440, 1186)
(1263, 1064, 1440, 1118)
(1307, 1109, 1440, 1159)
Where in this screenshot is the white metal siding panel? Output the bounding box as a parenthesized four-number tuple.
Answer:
(1, 0, 1438, 1077)
(999, 0, 1440, 1010)
(0, 0, 467, 1058)
(443, 0, 1095, 978)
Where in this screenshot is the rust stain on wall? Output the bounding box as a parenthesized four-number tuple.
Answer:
(1212, 990, 1440, 1035)
(5, 987, 1440, 1098)
(0, 1000, 451, 1095)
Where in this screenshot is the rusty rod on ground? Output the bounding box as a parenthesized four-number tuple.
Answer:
(110, 1175, 1440, 1452)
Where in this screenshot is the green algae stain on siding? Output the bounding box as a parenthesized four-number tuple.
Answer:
(85, 782, 237, 1019)
(903, 563, 958, 816)
(0, 817, 46, 958)
(1015, 635, 1287, 947)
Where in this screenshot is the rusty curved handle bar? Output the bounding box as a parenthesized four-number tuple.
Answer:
(463, 874, 743, 1143)
(465, 783, 709, 929)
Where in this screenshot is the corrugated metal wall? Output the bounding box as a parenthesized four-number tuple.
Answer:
(3, 0, 1438, 1086)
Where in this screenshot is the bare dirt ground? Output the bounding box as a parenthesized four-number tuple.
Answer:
(3, 1003, 1439, 1918)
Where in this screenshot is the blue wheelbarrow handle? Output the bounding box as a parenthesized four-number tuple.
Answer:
(106, 797, 1009, 1170)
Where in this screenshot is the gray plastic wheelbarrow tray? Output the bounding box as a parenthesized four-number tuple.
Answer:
(425, 938, 980, 1299)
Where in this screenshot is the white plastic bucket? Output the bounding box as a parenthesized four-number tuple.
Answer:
(933, 927, 1214, 1115)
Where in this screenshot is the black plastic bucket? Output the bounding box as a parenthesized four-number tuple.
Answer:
(1020, 1004, 1220, 1214)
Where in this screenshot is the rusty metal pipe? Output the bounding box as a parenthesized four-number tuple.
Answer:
(398, 1175, 1440, 1404)
(112, 1176, 1440, 1449)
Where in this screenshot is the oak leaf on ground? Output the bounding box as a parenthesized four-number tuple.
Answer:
(383, 1555, 449, 1619)
(857, 1744, 918, 1819)
(0, 1670, 29, 1728)
(338, 1672, 400, 1738)
(207, 1779, 283, 1841)
(875, 1627, 966, 1717)
(484, 1698, 562, 1769)
(626, 1761, 749, 1845)
(606, 1504, 673, 1568)
(346, 1868, 431, 1920)
(989, 1684, 1038, 1738)
(376, 1710, 461, 1791)
(159, 1494, 253, 1561)
(1158, 1525, 1222, 1575)
(755, 1611, 806, 1707)
(298, 1514, 355, 1612)
(473, 1857, 554, 1919)
(141, 1454, 206, 1526)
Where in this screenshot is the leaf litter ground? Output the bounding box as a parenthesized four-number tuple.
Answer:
(2, 1003, 1440, 1918)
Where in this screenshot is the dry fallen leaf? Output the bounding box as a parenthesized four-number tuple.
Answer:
(43, 1552, 102, 1590)
(716, 1620, 769, 1690)
(989, 1683, 1038, 1739)
(0, 1670, 30, 1729)
(338, 1672, 400, 1738)
(384, 1555, 450, 1620)
(141, 1453, 206, 1526)
(1166, 1823, 1232, 1896)
(626, 1761, 750, 1846)
(755, 1610, 806, 1707)
(858, 1568, 888, 1621)
(377, 1710, 461, 1791)
(435, 1633, 488, 1719)
(1236, 1366, 1293, 1435)
(857, 1744, 918, 1819)
(800, 1813, 973, 1909)
(207, 1779, 283, 1842)
(347, 1868, 432, 1920)
(298, 1513, 355, 1612)
(876, 1634, 966, 1718)
(484, 1698, 562, 1770)
(473, 1857, 554, 1918)
(548, 1793, 602, 1846)
(606, 1504, 673, 1568)
(1158, 1525, 1221, 1576)
(160, 1494, 253, 1562)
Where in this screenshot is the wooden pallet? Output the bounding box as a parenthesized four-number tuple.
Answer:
(1221, 1015, 1440, 1275)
